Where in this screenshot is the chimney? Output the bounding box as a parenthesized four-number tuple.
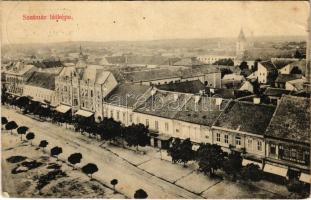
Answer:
(253, 97, 261, 104)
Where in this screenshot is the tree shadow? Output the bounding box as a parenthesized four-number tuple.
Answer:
(6, 155, 27, 163)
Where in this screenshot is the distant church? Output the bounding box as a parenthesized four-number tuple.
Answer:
(234, 28, 248, 65)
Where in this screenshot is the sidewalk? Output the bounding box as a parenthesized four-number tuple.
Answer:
(2, 106, 292, 198)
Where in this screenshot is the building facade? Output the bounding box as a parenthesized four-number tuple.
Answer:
(23, 72, 59, 106)
(55, 49, 118, 120)
(5, 61, 37, 96)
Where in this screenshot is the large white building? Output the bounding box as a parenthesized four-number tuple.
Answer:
(196, 55, 235, 64)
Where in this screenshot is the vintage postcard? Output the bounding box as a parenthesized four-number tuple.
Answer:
(1, 1, 310, 199)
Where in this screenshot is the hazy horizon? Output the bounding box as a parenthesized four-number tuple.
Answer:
(2, 1, 309, 45)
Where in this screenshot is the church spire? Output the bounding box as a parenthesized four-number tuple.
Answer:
(238, 28, 246, 41)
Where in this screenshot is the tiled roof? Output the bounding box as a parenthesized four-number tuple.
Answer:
(207, 88, 252, 99)
(134, 90, 191, 119)
(214, 101, 276, 135)
(156, 80, 205, 94)
(265, 95, 310, 144)
(32, 60, 64, 68)
(272, 60, 294, 70)
(25, 72, 56, 90)
(122, 66, 219, 83)
(58, 66, 78, 77)
(123, 69, 180, 83)
(105, 84, 151, 108)
(83, 68, 111, 84)
(174, 96, 230, 126)
(6, 62, 36, 76)
(260, 61, 276, 71)
(172, 57, 204, 66)
(263, 87, 292, 97)
(275, 74, 303, 83)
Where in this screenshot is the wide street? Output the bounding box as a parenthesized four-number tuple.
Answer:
(2, 106, 288, 199)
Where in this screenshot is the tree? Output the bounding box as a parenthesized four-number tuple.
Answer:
(196, 143, 225, 176)
(26, 132, 35, 145)
(167, 138, 182, 164)
(179, 139, 195, 167)
(213, 58, 234, 66)
(17, 126, 29, 141)
(134, 189, 148, 199)
(81, 163, 98, 179)
(98, 118, 122, 142)
(294, 49, 303, 59)
(1, 85, 8, 105)
(241, 163, 263, 182)
(50, 146, 63, 160)
(67, 153, 82, 169)
(1, 117, 8, 130)
(39, 140, 48, 151)
(110, 179, 118, 193)
(290, 66, 302, 74)
(220, 68, 233, 78)
(5, 121, 18, 135)
(223, 152, 242, 180)
(124, 123, 149, 151)
(239, 61, 249, 71)
(15, 96, 30, 112)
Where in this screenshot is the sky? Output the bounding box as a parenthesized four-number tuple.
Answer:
(1, 1, 310, 45)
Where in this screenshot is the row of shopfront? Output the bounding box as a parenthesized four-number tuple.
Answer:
(52, 103, 311, 185)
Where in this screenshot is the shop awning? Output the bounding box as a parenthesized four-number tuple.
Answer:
(75, 110, 94, 117)
(263, 163, 288, 177)
(299, 173, 311, 184)
(55, 105, 71, 113)
(242, 159, 263, 169)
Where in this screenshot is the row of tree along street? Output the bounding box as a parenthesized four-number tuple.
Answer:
(1, 90, 309, 196)
(2, 115, 149, 199)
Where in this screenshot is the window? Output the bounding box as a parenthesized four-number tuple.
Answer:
(123, 112, 126, 121)
(257, 141, 262, 151)
(291, 149, 297, 159)
(176, 129, 179, 133)
(73, 99, 78, 106)
(110, 110, 114, 118)
(155, 121, 159, 130)
(116, 111, 120, 120)
(165, 123, 169, 131)
(90, 90, 93, 97)
(216, 133, 220, 142)
(248, 139, 252, 148)
(298, 151, 304, 161)
(224, 135, 228, 144)
(129, 114, 133, 123)
(146, 119, 149, 126)
(235, 136, 241, 146)
(270, 144, 276, 155)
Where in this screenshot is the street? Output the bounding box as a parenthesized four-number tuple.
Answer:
(2, 107, 202, 199)
(2, 107, 287, 198)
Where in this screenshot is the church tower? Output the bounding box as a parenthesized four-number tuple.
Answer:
(76, 45, 87, 69)
(236, 28, 247, 62)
